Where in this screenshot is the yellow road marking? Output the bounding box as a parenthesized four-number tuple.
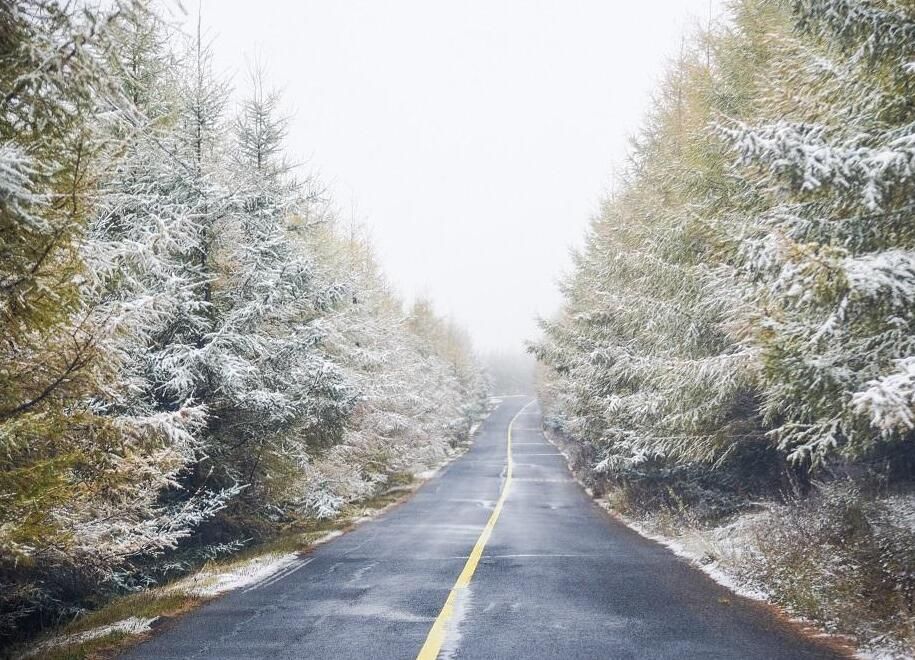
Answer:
(416, 399, 534, 660)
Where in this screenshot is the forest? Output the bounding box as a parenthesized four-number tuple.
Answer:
(531, 0, 915, 652)
(1, 0, 487, 649)
(6, 0, 915, 657)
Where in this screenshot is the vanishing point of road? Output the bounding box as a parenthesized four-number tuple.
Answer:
(123, 396, 844, 659)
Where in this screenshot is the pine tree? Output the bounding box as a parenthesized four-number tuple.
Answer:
(83, 6, 240, 573)
(184, 68, 354, 524)
(531, 39, 761, 482)
(0, 0, 202, 635)
(722, 0, 915, 463)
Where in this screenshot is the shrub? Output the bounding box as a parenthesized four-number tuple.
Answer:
(738, 482, 915, 652)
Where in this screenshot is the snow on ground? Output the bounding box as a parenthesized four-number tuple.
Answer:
(884, 493, 915, 533)
(25, 617, 158, 657)
(414, 467, 443, 480)
(312, 529, 344, 545)
(607, 508, 770, 602)
(170, 552, 300, 597)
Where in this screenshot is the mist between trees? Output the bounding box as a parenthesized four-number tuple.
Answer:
(0, 1, 490, 646)
(482, 350, 537, 396)
(529, 0, 915, 652)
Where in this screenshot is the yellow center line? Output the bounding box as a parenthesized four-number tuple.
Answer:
(415, 399, 534, 660)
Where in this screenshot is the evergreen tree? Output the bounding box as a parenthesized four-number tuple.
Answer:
(0, 0, 227, 635)
(722, 0, 915, 462)
(189, 68, 353, 524)
(533, 0, 915, 495)
(84, 5, 238, 570)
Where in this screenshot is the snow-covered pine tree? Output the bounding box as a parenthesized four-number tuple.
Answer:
(82, 6, 240, 579)
(722, 0, 915, 464)
(141, 12, 232, 420)
(187, 68, 354, 524)
(0, 0, 224, 636)
(296, 222, 488, 518)
(1, 0, 123, 628)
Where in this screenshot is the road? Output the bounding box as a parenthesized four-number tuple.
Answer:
(124, 396, 843, 659)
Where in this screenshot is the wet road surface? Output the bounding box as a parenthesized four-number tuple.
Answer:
(123, 396, 843, 659)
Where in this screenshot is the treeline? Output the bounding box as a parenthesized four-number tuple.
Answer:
(531, 0, 915, 647)
(534, 0, 915, 503)
(1, 0, 486, 642)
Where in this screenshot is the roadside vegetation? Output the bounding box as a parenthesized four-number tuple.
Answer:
(0, 1, 488, 654)
(531, 0, 915, 654)
(13, 468, 456, 659)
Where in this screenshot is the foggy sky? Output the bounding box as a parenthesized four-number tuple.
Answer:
(177, 1, 724, 353)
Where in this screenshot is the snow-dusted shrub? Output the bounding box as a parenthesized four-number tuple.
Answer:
(738, 483, 915, 653)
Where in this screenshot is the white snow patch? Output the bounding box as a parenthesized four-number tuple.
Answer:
(612, 509, 769, 602)
(304, 599, 433, 622)
(439, 585, 472, 660)
(413, 456, 453, 481)
(171, 552, 299, 597)
(26, 617, 158, 656)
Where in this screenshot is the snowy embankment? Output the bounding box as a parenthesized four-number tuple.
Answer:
(25, 403, 497, 657)
(544, 429, 915, 660)
(607, 507, 915, 660)
(24, 618, 159, 658)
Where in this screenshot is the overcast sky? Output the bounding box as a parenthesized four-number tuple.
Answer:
(176, 1, 724, 353)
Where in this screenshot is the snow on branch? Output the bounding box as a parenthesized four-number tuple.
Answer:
(853, 356, 915, 433)
(722, 120, 915, 211)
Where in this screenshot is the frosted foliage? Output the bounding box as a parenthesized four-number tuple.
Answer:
(292, 227, 488, 517)
(793, 0, 915, 60)
(853, 357, 915, 433)
(1, 0, 487, 639)
(0, 144, 42, 232)
(534, 0, 915, 482)
(725, 121, 915, 211)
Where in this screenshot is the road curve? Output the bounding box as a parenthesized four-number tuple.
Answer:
(123, 396, 844, 659)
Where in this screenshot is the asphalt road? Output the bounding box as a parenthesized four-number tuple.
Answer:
(123, 396, 843, 659)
